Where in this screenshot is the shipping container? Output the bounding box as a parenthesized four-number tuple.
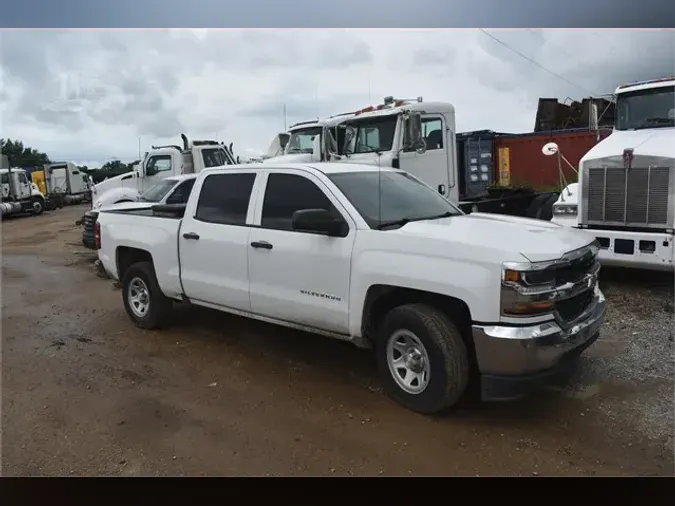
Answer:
(493, 128, 611, 190)
(456, 130, 496, 199)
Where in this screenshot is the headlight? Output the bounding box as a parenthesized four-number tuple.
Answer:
(501, 264, 557, 317)
(553, 204, 577, 215)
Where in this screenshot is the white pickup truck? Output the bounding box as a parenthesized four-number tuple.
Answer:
(96, 162, 606, 414)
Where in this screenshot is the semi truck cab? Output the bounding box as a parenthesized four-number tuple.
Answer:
(551, 77, 675, 271)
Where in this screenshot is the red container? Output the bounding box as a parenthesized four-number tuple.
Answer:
(494, 129, 612, 190)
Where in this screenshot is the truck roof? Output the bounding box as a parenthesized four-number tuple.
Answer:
(615, 76, 675, 94)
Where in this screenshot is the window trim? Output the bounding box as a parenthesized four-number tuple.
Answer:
(193, 172, 258, 226)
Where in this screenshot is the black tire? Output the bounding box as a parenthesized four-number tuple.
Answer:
(537, 194, 558, 221)
(121, 261, 173, 329)
(375, 303, 470, 414)
(31, 196, 45, 216)
(525, 193, 550, 219)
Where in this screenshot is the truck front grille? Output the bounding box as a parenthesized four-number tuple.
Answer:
(586, 166, 672, 228)
(555, 288, 594, 322)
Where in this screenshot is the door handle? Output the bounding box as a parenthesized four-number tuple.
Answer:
(250, 241, 273, 250)
(182, 232, 200, 240)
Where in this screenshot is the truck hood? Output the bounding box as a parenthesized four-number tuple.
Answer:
(93, 171, 139, 195)
(397, 212, 594, 263)
(581, 127, 675, 163)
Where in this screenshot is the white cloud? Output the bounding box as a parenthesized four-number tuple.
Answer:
(1, 29, 673, 168)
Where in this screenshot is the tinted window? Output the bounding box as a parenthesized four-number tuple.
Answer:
(261, 173, 339, 231)
(18, 172, 28, 184)
(615, 85, 675, 130)
(195, 173, 256, 225)
(202, 148, 229, 168)
(1, 173, 9, 185)
(328, 171, 461, 229)
(166, 178, 196, 204)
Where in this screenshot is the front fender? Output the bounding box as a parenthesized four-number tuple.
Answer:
(348, 250, 499, 338)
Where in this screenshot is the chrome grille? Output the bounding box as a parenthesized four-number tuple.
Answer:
(586, 166, 672, 227)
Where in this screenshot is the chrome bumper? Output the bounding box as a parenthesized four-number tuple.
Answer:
(472, 286, 606, 377)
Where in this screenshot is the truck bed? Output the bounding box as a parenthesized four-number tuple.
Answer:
(97, 206, 184, 299)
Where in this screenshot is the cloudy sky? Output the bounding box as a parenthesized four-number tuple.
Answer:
(1, 28, 673, 168)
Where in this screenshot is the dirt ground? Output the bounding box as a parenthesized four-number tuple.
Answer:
(1, 205, 673, 476)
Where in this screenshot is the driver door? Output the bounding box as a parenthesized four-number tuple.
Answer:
(140, 155, 173, 193)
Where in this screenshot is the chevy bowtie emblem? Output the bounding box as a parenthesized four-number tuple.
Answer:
(623, 148, 634, 170)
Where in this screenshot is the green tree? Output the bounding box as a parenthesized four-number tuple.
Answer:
(0, 138, 51, 168)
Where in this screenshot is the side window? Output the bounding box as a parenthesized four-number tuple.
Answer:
(146, 155, 172, 176)
(261, 173, 340, 232)
(404, 117, 444, 152)
(166, 179, 196, 205)
(202, 148, 227, 168)
(1, 173, 9, 184)
(195, 173, 256, 225)
(18, 172, 28, 184)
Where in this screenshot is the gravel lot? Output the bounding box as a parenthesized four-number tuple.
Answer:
(1, 205, 673, 476)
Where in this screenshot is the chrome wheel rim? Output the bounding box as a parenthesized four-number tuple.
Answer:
(128, 277, 150, 318)
(386, 329, 431, 395)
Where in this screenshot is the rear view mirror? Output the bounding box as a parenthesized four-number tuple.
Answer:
(292, 208, 344, 236)
(404, 112, 426, 154)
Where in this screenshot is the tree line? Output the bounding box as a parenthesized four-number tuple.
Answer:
(0, 138, 139, 184)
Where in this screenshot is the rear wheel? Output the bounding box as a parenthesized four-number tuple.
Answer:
(376, 303, 470, 414)
(121, 261, 173, 329)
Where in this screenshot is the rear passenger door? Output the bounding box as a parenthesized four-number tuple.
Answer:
(247, 170, 356, 334)
(178, 171, 259, 311)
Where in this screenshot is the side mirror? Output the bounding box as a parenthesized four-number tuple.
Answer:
(404, 112, 426, 154)
(292, 208, 344, 236)
(145, 164, 157, 176)
(542, 142, 559, 156)
(310, 135, 322, 162)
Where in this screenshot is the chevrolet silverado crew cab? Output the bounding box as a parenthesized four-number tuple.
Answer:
(96, 162, 606, 414)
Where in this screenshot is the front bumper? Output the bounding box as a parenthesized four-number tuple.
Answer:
(472, 286, 606, 401)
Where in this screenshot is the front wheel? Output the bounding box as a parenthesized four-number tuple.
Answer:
(121, 261, 173, 329)
(376, 303, 470, 414)
(32, 197, 45, 215)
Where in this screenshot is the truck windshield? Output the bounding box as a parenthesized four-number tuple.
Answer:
(286, 127, 322, 154)
(328, 171, 462, 229)
(139, 179, 178, 202)
(615, 85, 675, 130)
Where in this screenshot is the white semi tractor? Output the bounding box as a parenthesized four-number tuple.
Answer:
(551, 77, 675, 271)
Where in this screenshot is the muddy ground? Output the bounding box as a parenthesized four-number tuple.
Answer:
(1, 205, 673, 476)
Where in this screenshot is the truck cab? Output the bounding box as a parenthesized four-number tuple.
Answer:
(1, 167, 47, 217)
(551, 77, 675, 271)
(91, 134, 237, 207)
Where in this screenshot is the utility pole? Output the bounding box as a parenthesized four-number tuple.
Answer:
(283, 103, 287, 131)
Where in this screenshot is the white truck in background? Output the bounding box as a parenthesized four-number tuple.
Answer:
(44, 161, 91, 205)
(1, 155, 48, 217)
(551, 77, 675, 271)
(95, 161, 605, 414)
(264, 97, 558, 219)
(90, 134, 238, 209)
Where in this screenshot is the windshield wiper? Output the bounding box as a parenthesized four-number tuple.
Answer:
(376, 218, 410, 230)
(416, 211, 455, 221)
(376, 212, 455, 230)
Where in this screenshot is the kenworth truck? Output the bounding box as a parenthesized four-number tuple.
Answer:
(551, 77, 675, 271)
